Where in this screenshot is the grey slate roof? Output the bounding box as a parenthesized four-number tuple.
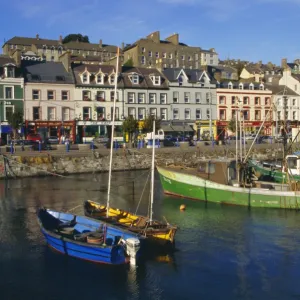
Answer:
(22, 61, 74, 84)
(64, 41, 118, 53)
(163, 68, 206, 83)
(0, 55, 16, 67)
(4, 36, 60, 47)
(264, 84, 299, 96)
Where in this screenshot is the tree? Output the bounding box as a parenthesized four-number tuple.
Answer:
(142, 114, 161, 133)
(122, 116, 139, 147)
(7, 110, 23, 140)
(123, 58, 133, 67)
(62, 34, 89, 44)
(227, 118, 240, 136)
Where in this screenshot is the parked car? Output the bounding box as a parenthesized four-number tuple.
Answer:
(46, 136, 59, 144)
(26, 133, 42, 142)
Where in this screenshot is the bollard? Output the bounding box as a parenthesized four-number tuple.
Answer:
(91, 140, 94, 151)
(66, 141, 69, 152)
(176, 138, 179, 147)
(137, 140, 140, 149)
(114, 140, 118, 150)
(10, 142, 14, 154)
(140, 139, 144, 148)
(38, 141, 42, 152)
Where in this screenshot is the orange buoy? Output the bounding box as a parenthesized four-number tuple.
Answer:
(180, 204, 186, 211)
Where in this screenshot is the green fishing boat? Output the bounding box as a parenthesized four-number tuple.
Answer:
(157, 160, 300, 210)
(248, 155, 300, 184)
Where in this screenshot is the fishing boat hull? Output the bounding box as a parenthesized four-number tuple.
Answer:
(84, 200, 177, 246)
(38, 208, 143, 265)
(157, 166, 300, 209)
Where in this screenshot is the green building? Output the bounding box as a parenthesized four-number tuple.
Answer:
(0, 55, 24, 143)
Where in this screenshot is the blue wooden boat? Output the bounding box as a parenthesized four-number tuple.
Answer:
(37, 208, 143, 265)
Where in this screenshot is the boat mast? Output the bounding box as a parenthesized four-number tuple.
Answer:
(283, 93, 288, 159)
(106, 47, 120, 218)
(150, 120, 155, 224)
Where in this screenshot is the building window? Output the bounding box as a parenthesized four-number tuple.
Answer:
(5, 106, 14, 121)
(62, 107, 70, 121)
(33, 107, 40, 120)
(141, 47, 145, 53)
(293, 111, 296, 120)
(169, 53, 173, 59)
(5, 87, 13, 99)
(173, 109, 179, 120)
(155, 52, 159, 58)
(82, 90, 91, 101)
(265, 97, 270, 105)
(243, 110, 249, 120)
(83, 107, 91, 120)
(96, 91, 105, 101)
(173, 91, 179, 103)
(243, 97, 249, 105)
(111, 107, 119, 120)
(130, 74, 139, 84)
(184, 92, 190, 103)
(58, 47, 62, 55)
(196, 92, 201, 103)
(160, 108, 167, 120)
(32, 90, 40, 100)
(232, 110, 236, 119)
(255, 97, 260, 105)
(150, 108, 157, 118)
(181, 55, 185, 61)
(255, 110, 261, 120)
(128, 92, 135, 103)
(231, 96, 236, 104)
(184, 109, 191, 120)
(162, 52, 166, 58)
(110, 91, 118, 101)
(138, 93, 145, 104)
(47, 90, 55, 100)
(148, 51, 152, 57)
(188, 56, 192, 61)
(219, 96, 226, 104)
(141, 56, 145, 65)
(96, 74, 104, 84)
(206, 92, 210, 104)
(219, 109, 226, 120)
(6, 67, 15, 78)
(150, 75, 160, 85)
(97, 107, 105, 120)
(82, 73, 88, 83)
(196, 109, 201, 119)
(293, 99, 296, 106)
(206, 108, 210, 119)
(110, 75, 115, 85)
(128, 107, 136, 118)
(47, 107, 56, 121)
(277, 111, 281, 120)
(160, 93, 167, 104)
(51, 56, 54, 62)
(62, 91, 69, 101)
(138, 108, 146, 120)
(149, 93, 156, 104)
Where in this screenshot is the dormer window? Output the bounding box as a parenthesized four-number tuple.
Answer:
(249, 83, 254, 90)
(129, 74, 139, 84)
(239, 83, 243, 90)
(150, 75, 161, 85)
(109, 74, 115, 85)
(5, 66, 15, 78)
(58, 46, 62, 55)
(228, 82, 233, 89)
(259, 84, 264, 90)
(51, 46, 55, 54)
(82, 73, 88, 83)
(96, 74, 104, 84)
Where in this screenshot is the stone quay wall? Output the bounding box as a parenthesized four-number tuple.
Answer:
(0, 142, 288, 179)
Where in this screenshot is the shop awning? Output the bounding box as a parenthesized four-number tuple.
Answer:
(161, 124, 194, 132)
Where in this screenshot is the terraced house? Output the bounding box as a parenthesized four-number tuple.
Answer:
(72, 64, 169, 142)
(123, 31, 218, 69)
(0, 55, 24, 143)
(3, 35, 119, 63)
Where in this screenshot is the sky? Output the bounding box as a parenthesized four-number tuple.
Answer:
(1, 0, 300, 65)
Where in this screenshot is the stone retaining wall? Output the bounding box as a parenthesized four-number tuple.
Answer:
(0, 143, 289, 179)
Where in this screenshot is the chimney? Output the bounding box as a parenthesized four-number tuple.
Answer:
(281, 58, 288, 69)
(121, 42, 125, 50)
(99, 39, 103, 48)
(165, 33, 179, 45)
(36, 34, 39, 40)
(146, 31, 160, 43)
(59, 35, 63, 43)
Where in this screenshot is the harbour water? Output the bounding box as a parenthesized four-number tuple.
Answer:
(1, 170, 300, 300)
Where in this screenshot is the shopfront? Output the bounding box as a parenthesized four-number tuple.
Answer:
(76, 120, 123, 144)
(194, 120, 217, 141)
(25, 120, 76, 142)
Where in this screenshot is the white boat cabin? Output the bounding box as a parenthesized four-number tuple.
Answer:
(285, 155, 300, 175)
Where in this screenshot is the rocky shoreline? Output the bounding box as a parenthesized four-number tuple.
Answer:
(0, 142, 288, 179)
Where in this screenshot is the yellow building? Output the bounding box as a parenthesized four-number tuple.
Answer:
(194, 120, 217, 141)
